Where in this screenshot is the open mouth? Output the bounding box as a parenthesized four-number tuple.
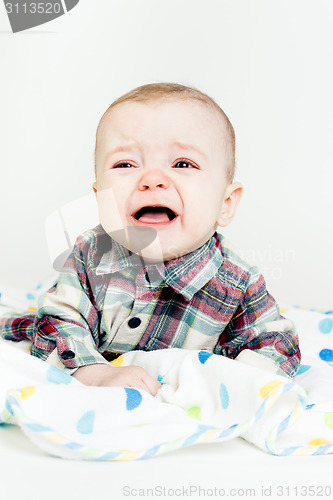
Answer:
(133, 206, 177, 224)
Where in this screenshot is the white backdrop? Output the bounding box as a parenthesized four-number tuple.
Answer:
(0, 0, 332, 309)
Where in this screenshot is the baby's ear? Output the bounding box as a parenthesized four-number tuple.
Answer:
(217, 182, 243, 227)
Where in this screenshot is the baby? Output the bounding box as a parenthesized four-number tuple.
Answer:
(1, 83, 300, 394)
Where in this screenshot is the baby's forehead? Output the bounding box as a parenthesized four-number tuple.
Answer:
(98, 97, 226, 135)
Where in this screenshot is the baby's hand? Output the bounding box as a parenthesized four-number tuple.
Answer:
(72, 364, 161, 396)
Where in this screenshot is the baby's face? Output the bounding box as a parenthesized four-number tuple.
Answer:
(94, 99, 235, 261)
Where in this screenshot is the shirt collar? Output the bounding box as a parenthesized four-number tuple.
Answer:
(163, 234, 223, 300)
(96, 237, 144, 274)
(96, 232, 223, 301)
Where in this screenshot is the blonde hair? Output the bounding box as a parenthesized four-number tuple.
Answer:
(95, 82, 236, 182)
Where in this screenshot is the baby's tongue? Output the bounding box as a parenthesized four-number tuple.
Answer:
(138, 209, 170, 223)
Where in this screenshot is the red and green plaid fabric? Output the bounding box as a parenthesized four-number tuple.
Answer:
(0, 225, 300, 377)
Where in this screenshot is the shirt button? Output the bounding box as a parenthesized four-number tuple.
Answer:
(61, 350, 75, 360)
(128, 317, 141, 329)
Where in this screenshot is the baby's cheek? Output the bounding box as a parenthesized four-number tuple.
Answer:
(96, 187, 125, 231)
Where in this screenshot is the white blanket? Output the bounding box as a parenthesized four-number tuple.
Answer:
(1, 282, 333, 460)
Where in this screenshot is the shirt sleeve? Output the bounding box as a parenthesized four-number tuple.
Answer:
(31, 234, 109, 374)
(221, 268, 301, 378)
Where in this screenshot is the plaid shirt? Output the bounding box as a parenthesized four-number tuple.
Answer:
(0, 225, 300, 377)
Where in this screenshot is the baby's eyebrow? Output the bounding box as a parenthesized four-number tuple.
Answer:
(106, 143, 139, 156)
(105, 143, 140, 163)
(171, 141, 207, 160)
(104, 141, 207, 162)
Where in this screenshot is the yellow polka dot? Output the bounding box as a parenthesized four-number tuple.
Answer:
(308, 438, 332, 446)
(48, 433, 65, 443)
(291, 398, 303, 424)
(28, 306, 37, 311)
(118, 450, 140, 460)
(199, 429, 219, 442)
(259, 380, 283, 398)
(110, 355, 123, 367)
(279, 308, 289, 314)
(20, 386, 36, 399)
(294, 447, 312, 456)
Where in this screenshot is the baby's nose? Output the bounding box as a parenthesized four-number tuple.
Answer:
(138, 169, 170, 191)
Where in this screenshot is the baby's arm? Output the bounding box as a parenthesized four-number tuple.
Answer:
(73, 364, 161, 395)
(32, 230, 160, 394)
(222, 269, 300, 377)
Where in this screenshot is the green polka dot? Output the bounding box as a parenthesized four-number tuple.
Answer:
(186, 406, 201, 420)
(324, 412, 333, 429)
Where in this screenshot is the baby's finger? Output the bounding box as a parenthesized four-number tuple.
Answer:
(126, 377, 153, 394)
(139, 373, 162, 396)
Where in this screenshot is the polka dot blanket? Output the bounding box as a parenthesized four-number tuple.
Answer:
(0, 280, 333, 460)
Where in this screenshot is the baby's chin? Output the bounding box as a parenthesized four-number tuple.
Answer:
(139, 242, 199, 263)
(134, 230, 214, 263)
(113, 237, 193, 263)
(130, 243, 183, 264)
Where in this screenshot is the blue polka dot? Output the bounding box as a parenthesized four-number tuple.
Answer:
(98, 452, 120, 460)
(219, 424, 238, 438)
(157, 374, 165, 386)
(306, 404, 315, 410)
(296, 364, 311, 375)
(298, 393, 307, 408)
(319, 318, 333, 334)
(64, 442, 83, 450)
(219, 383, 229, 409)
(197, 424, 216, 433)
(319, 349, 333, 362)
(46, 365, 72, 385)
(25, 423, 52, 432)
(77, 410, 95, 434)
(7, 394, 19, 408)
(5, 399, 14, 416)
(125, 388, 142, 410)
(198, 351, 213, 364)
(26, 292, 35, 300)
